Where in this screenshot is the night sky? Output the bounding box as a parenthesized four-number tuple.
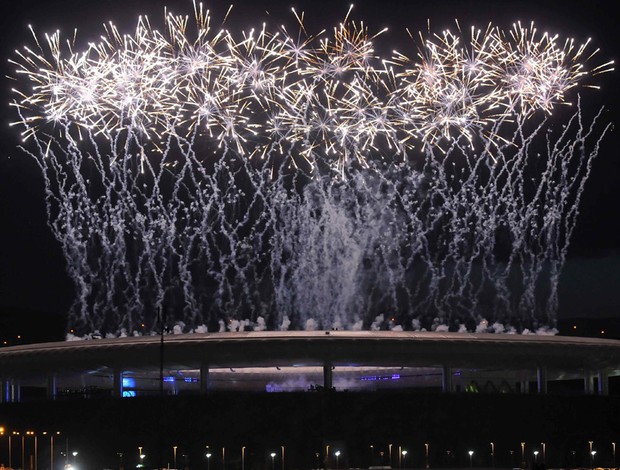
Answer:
(0, 0, 618, 344)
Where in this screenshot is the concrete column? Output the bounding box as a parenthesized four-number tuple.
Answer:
(10, 379, 20, 403)
(584, 371, 594, 395)
(47, 374, 57, 400)
(200, 364, 210, 395)
(323, 362, 333, 390)
(536, 366, 548, 394)
(520, 380, 529, 394)
(597, 369, 609, 396)
(442, 366, 452, 393)
(113, 369, 123, 398)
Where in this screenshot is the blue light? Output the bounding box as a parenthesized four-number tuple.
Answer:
(163, 376, 175, 383)
(361, 374, 401, 381)
(122, 377, 135, 388)
(122, 390, 136, 398)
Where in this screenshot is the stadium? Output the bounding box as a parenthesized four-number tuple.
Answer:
(1, 331, 620, 398)
(1, 332, 620, 470)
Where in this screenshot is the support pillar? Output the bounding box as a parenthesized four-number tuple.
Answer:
(323, 362, 333, 390)
(47, 374, 57, 401)
(521, 380, 529, 394)
(10, 379, 20, 403)
(597, 369, 609, 396)
(441, 366, 452, 393)
(536, 366, 547, 394)
(584, 371, 594, 395)
(0, 378, 6, 403)
(200, 364, 210, 395)
(113, 369, 123, 398)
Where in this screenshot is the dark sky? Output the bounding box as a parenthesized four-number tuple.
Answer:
(0, 0, 618, 342)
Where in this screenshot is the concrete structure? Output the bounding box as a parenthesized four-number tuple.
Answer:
(1, 331, 619, 401)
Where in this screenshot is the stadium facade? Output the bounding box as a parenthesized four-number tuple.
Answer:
(1, 331, 619, 401)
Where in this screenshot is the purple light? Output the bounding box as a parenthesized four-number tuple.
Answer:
(361, 374, 401, 381)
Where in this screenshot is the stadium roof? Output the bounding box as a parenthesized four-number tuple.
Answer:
(1, 331, 620, 376)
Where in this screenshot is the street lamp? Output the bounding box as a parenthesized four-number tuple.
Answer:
(534, 451, 539, 463)
(45, 431, 61, 470)
(468, 451, 474, 468)
(139, 454, 146, 468)
(206, 453, 212, 470)
(590, 450, 597, 470)
(281, 446, 285, 470)
(540, 443, 546, 464)
(424, 443, 429, 469)
(173, 446, 178, 469)
(326, 445, 330, 470)
(271, 452, 277, 470)
(490, 443, 495, 468)
(521, 443, 526, 469)
(242, 447, 246, 470)
(335, 451, 341, 470)
(612, 442, 616, 467)
(401, 450, 408, 469)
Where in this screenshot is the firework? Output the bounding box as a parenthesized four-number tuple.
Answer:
(11, 6, 612, 166)
(8, 4, 613, 336)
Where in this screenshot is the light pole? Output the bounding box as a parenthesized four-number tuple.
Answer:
(424, 443, 429, 469)
(0, 428, 6, 469)
(242, 447, 246, 470)
(490, 443, 495, 468)
(206, 452, 212, 470)
(34, 433, 38, 470)
(370, 445, 374, 467)
(534, 451, 539, 464)
(326, 445, 330, 470)
(612, 442, 616, 468)
(271, 452, 277, 470)
(468, 451, 474, 468)
(21, 432, 26, 470)
(8, 432, 14, 469)
(389, 444, 393, 468)
(401, 450, 408, 469)
(139, 453, 145, 468)
(281, 446, 285, 470)
(590, 450, 596, 470)
(521, 443, 525, 469)
(173, 446, 178, 469)
(540, 443, 546, 465)
(335, 451, 340, 470)
(47, 431, 60, 470)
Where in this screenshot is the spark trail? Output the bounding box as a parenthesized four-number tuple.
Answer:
(9, 5, 613, 336)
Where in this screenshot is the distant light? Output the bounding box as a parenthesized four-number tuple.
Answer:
(163, 376, 175, 383)
(122, 377, 136, 388)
